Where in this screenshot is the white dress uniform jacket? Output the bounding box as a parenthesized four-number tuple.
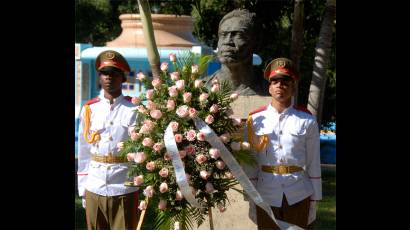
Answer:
(77, 93, 138, 197)
(244, 104, 322, 207)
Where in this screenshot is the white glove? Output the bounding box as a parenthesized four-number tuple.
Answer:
(248, 201, 257, 224)
(82, 197, 86, 209)
(308, 201, 316, 224)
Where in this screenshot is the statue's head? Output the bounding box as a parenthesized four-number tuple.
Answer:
(217, 9, 256, 65)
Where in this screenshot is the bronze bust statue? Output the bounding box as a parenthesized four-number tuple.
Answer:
(204, 9, 268, 96)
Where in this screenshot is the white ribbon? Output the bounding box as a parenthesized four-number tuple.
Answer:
(192, 117, 304, 230)
(164, 123, 203, 209)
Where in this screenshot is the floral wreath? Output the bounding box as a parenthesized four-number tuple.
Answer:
(118, 52, 255, 230)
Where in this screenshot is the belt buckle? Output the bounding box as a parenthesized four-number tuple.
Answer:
(278, 165, 287, 174)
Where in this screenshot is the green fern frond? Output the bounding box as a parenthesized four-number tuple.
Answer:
(197, 54, 214, 76)
(233, 149, 258, 167)
(153, 210, 172, 230)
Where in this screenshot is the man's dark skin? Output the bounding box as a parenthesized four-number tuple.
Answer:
(205, 10, 268, 96)
(99, 67, 125, 104)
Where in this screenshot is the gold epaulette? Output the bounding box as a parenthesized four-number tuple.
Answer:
(246, 115, 268, 152)
(83, 104, 101, 144)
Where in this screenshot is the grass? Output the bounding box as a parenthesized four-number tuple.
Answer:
(75, 167, 335, 230)
(315, 168, 336, 230)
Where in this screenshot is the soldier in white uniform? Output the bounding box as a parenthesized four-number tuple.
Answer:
(244, 58, 322, 229)
(77, 50, 139, 230)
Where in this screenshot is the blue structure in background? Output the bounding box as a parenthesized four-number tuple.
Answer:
(319, 122, 336, 164)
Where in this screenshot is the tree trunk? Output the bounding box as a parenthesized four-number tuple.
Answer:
(137, 0, 161, 78)
(290, 0, 304, 105)
(307, 0, 336, 127)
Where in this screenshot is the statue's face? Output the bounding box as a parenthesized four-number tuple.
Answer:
(217, 17, 253, 65)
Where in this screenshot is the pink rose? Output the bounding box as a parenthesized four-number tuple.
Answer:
(219, 133, 231, 143)
(137, 72, 146, 81)
(136, 105, 147, 114)
(138, 200, 147, 210)
(230, 142, 241, 151)
(143, 185, 154, 198)
(184, 144, 195, 155)
(159, 168, 169, 178)
(146, 100, 157, 110)
(200, 170, 211, 180)
(190, 186, 197, 195)
(209, 104, 219, 113)
(139, 125, 150, 134)
(241, 141, 251, 150)
(215, 160, 226, 170)
(131, 132, 141, 141)
(205, 115, 214, 124)
(232, 118, 242, 126)
(134, 152, 146, 163)
(179, 150, 186, 158)
(150, 109, 162, 120)
(211, 78, 219, 85)
(170, 121, 179, 132)
(174, 221, 180, 230)
(127, 153, 135, 161)
(158, 199, 167, 210)
(174, 134, 183, 143)
(169, 53, 176, 62)
(218, 204, 226, 213)
(230, 93, 239, 101)
(196, 132, 206, 141)
(146, 161, 155, 171)
(194, 79, 203, 88)
(167, 99, 175, 111)
(188, 108, 197, 118)
(152, 78, 162, 89)
(209, 148, 221, 159)
(186, 130, 196, 142)
(164, 152, 172, 161)
(159, 182, 168, 193)
(195, 154, 207, 164)
(153, 142, 163, 152)
(160, 62, 169, 72)
(170, 71, 180, 81)
(131, 96, 141, 105)
(175, 190, 184, 201)
(146, 89, 154, 100)
(205, 182, 215, 193)
(225, 171, 234, 179)
(176, 105, 189, 118)
(143, 120, 155, 130)
(168, 86, 179, 97)
(117, 142, 124, 151)
(211, 83, 220, 93)
(142, 138, 153, 147)
(226, 108, 234, 116)
(183, 92, 192, 103)
(175, 80, 185, 91)
(191, 64, 199, 74)
(133, 175, 144, 186)
(199, 93, 209, 102)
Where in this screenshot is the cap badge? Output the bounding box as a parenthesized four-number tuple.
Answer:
(105, 51, 115, 60)
(278, 60, 286, 67)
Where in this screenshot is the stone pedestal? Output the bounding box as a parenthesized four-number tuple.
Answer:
(231, 95, 272, 119)
(193, 95, 271, 230)
(195, 185, 257, 230)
